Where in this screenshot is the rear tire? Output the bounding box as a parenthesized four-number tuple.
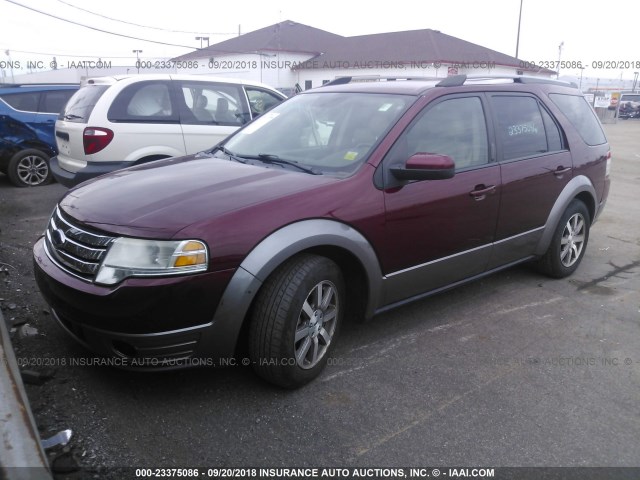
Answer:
(249, 254, 344, 388)
(537, 199, 590, 278)
(7, 149, 53, 187)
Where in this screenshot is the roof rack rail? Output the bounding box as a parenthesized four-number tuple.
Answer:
(436, 74, 578, 88)
(0, 82, 79, 88)
(324, 75, 440, 87)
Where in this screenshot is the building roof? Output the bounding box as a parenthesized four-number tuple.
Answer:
(176, 21, 344, 59)
(300, 28, 529, 70)
(174, 20, 551, 74)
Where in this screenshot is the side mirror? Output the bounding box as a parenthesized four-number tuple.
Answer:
(390, 153, 455, 181)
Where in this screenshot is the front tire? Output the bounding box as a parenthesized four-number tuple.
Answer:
(249, 254, 344, 388)
(7, 149, 53, 187)
(538, 199, 590, 278)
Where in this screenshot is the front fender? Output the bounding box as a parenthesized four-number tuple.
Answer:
(534, 175, 597, 256)
(207, 220, 383, 357)
(241, 220, 382, 291)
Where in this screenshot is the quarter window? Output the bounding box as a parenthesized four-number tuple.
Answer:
(108, 81, 177, 122)
(549, 93, 607, 146)
(41, 90, 76, 114)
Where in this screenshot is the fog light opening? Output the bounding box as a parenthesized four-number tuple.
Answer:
(112, 340, 138, 358)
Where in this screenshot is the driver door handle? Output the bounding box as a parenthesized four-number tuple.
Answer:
(469, 184, 496, 200)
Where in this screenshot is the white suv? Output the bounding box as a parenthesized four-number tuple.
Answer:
(51, 74, 286, 187)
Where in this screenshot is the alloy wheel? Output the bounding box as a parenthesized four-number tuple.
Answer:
(294, 280, 339, 369)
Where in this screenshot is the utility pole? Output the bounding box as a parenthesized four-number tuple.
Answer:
(133, 49, 142, 74)
(4, 50, 14, 82)
(515, 0, 523, 58)
(557, 41, 564, 79)
(195, 37, 209, 48)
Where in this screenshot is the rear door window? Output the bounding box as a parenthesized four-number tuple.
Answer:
(540, 106, 563, 152)
(0, 92, 40, 112)
(490, 95, 561, 160)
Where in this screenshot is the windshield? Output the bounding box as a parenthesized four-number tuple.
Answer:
(221, 92, 413, 177)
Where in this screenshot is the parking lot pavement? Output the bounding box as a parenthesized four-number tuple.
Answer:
(0, 121, 638, 474)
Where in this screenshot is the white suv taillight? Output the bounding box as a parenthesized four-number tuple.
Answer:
(83, 127, 114, 154)
(605, 150, 611, 177)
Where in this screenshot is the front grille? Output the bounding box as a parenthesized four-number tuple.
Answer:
(44, 206, 114, 280)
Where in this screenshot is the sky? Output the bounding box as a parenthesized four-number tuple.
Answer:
(1, 0, 639, 82)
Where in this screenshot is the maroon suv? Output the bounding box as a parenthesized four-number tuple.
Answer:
(33, 75, 611, 388)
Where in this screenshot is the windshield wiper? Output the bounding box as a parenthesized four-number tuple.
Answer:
(63, 114, 83, 120)
(213, 145, 247, 164)
(212, 148, 320, 174)
(249, 153, 321, 175)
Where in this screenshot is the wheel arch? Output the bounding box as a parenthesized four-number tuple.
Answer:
(133, 154, 172, 165)
(205, 219, 383, 358)
(15, 143, 55, 159)
(296, 244, 370, 324)
(240, 220, 382, 312)
(122, 145, 183, 163)
(534, 175, 597, 256)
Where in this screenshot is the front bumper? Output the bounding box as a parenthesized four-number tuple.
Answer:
(50, 155, 133, 188)
(50, 308, 215, 369)
(33, 237, 242, 369)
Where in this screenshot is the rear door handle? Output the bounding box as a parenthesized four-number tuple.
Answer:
(553, 166, 571, 176)
(469, 184, 496, 200)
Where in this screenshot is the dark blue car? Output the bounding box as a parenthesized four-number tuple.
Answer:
(0, 84, 78, 186)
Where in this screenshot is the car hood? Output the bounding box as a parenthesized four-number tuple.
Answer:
(59, 154, 335, 237)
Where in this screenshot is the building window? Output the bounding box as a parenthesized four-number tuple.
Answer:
(305, 80, 312, 90)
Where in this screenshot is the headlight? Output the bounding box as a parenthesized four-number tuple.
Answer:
(95, 238, 208, 285)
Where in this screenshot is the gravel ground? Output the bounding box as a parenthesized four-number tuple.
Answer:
(0, 180, 132, 478)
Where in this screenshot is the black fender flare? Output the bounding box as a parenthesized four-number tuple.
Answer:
(204, 219, 383, 357)
(534, 175, 597, 256)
